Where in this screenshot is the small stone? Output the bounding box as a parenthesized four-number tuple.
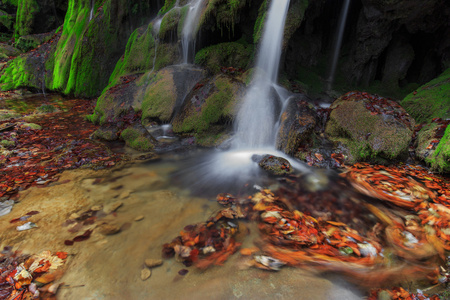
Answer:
(69, 213, 80, 220)
(104, 201, 123, 214)
(144, 259, 163, 268)
(98, 223, 120, 235)
(377, 290, 392, 300)
(91, 205, 102, 211)
(140, 268, 151, 281)
(119, 190, 131, 199)
(134, 215, 144, 221)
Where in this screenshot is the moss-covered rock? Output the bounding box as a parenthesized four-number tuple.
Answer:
(107, 24, 156, 88)
(252, 154, 293, 176)
(139, 65, 206, 123)
(173, 73, 245, 134)
(401, 68, 450, 124)
(0, 43, 20, 57)
(426, 126, 450, 172)
(283, 0, 308, 48)
(325, 91, 414, 163)
(415, 121, 450, 172)
(199, 0, 249, 35)
(120, 123, 156, 151)
(52, 0, 153, 97)
(93, 124, 119, 141)
(194, 41, 253, 74)
(14, 0, 39, 38)
(276, 95, 317, 156)
(0, 109, 21, 121)
(15, 32, 53, 52)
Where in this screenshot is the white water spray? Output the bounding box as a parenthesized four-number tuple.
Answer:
(326, 0, 350, 90)
(233, 0, 291, 149)
(181, 0, 205, 64)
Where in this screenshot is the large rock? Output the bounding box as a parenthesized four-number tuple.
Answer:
(325, 91, 414, 163)
(172, 73, 245, 134)
(401, 68, 450, 124)
(252, 154, 294, 176)
(276, 95, 317, 156)
(120, 123, 157, 152)
(139, 65, 207, 123)
(415, 119, 450, 172)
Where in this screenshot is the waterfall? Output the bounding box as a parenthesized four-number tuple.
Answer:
(326, 0, 350, 90)
(233, 0, 291, 149)
(89, 0, 95, 21)
(181, 0, 205, 64)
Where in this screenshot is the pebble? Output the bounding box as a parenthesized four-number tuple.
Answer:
(119, 190, 131, 199)
(69, 213, 80, 220)
(98, 223, 120, 235)
(140, 268, 151, 281)
(91, 205, 102, 211)
(134, 215, 144, 221)
(104, 201, 123, 214)
(144, 259, 163, 268)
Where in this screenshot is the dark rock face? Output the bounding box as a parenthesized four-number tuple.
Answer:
(325, 91, 414, 163)
(276, 95, 317, 156)
(252, 154, 294, 176)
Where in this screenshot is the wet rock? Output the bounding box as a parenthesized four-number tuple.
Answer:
(120, 123, 157, 152)
(104, 201, 123, 214)
(98, 223, 121, 235)
(255, 155, 294, 176)
(140, 268, 151, 281)
(139, 65, 207, 123)
(134, 215, 144, 221)
(172, 74, 245, 143)
(276, 95, 317, 156)
(325, 91, 414, 164)
(144, 259, 163, 268)
(93, 124, 119, 141)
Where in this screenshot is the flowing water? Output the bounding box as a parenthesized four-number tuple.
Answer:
(233, 0, 291, 149)
(326, 0, 350, 90)
(89, 0, 95, 22)
(181, 0, 205, 64)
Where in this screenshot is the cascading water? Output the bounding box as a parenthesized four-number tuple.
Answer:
(233, 0, 291, 149)
(326, 0, 350, 90)
(89, 0, 95, 21)
(181, 0, 205, 64)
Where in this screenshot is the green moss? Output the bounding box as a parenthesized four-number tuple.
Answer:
(1, 139, 15, 147)
(325, 100, 413, 162)
(194, 41, 253, 73)
(158, 0, 177, 16)
(153, 42, 179, 71)
(120, 127, 154, 151)
(159, 7, 181, 40)
(140, 69, 177, 122)
(200, 0, 248, 36)
(425, 126, 450, 172)
(0, 54, 35, 90)
(173, 75, 241, 133)
(37, 104, 56, 113)
(14, 0, 39, 38)
(283, 0, 308, 47)
(401, 68, 450, 124)
(253, 0, 268, 44)
(108, 24, 156, 88)
(0, 14, 14, 31)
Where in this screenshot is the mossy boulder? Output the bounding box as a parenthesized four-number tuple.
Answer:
(173, 73, 245, 134)
(194, 41, 253, 74)
(276, 95, 317, 156)
(0, 43, 20, 58)
(401, 68, 450, 124)
(15, 32, 53, 52)
(120, 123, 156, 152)
(415, 121, 450, 172)
(199, 0, 249, 35)
(325, 91, 415, 163)
(252, 154, 293, 176)
(139, 65, 206, 123)
(93, 123, 119, 141)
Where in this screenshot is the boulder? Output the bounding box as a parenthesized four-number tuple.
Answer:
(172, 74, 245, 134)
(415, 120, 450, 172)
(401, 68, 450, 124)
(120, 123, 157, 152)
(139, 65, 207, 123)
(325, 91, 414, 163)
(0, 44, 20, 58)
(252, 154, 294, 176)
(276, 95, 317, 155)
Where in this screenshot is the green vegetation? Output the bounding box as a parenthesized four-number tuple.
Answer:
(140, 69, 177, 122)
(253, 0, 268, 44)
(173, 75, 242, 133)
(401, 68, 450, 124)
(1, 139, 15, 147)
(37, 104, 56, 113)
(200, 0, 248, 36)
(14, 0, 39, 38)
(158, 0, 177, 16)
(194, 41, 253, 73)
(426, 126, 450, 172)
(159, 7, 181, 40)
(120, 126, 154, 151)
